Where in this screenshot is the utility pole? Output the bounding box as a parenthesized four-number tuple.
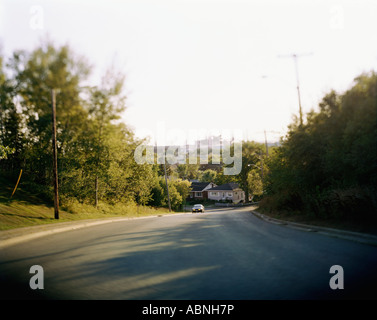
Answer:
(51, 89, 59, 219)
(163, 157, 172, 212)
(259, 151, 264, 187)
(264, 130, 269, 157)
(278, 52, 313, 126)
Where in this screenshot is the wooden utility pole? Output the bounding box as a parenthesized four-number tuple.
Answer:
(163, 159, 171, 212)
(264, 130, 269, 157)
(51, 89, 59, 219)
(292, 54, 303, 126)
(278, 52, 313, 126)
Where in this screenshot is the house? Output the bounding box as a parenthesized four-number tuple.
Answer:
(188, 182, 217, 201)
(207, 183, 245, 204)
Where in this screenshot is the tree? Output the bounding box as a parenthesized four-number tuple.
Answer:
(0, 145, 14, 160)
(147, 167, 166, 207)
(1, 40, 205, 213)
(8, 42, 90, 186)
(236, 141, 264, 203)
(174, 179, 192, 202)
(247, 170, 263, 199)
(176, 163, 200, 180)
(154, 177, 191, 211)
(214, 170, 236, 186)
(85, 69, 126, 206)
(263, 71, 377, 218)
(3, 41, 159, 208)
(200, 169, 217, 182)
(0, 55, 23, 169)
(159, 178, 181, 211)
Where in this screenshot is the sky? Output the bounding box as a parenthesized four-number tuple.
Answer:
(1, 0, 377, 145)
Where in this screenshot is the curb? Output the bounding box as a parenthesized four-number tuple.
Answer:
(251, 210, 377, 247)
(0, 212, 189, 249)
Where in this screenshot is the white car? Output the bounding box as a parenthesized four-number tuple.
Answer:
(192, 204, 205, 213)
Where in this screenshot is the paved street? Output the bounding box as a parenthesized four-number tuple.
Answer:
(1, 207, 377, 299)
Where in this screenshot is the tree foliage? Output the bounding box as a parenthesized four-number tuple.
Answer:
(0, 42, 156, 208)
(199, 169, 217, 183)
(263, 71, 377, 220)
(0, 41, 200, 213)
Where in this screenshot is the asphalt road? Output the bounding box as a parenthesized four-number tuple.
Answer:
(1, 207, 377, 300)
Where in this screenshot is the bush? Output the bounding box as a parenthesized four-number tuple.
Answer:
(323, 187, 377, 220)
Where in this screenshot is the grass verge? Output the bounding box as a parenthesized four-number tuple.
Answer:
(0, 198, 171, 231)
(0, 175, 171, 231)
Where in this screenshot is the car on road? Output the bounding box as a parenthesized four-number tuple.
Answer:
(192, 204, 205, 213)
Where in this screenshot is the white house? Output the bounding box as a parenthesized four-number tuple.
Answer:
(188, 182, 217, 200)
(207, 183, 245, 204)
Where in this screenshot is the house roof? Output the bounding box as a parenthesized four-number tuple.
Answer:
(207, 183, 242, 191)
(190, 182, 213, 192)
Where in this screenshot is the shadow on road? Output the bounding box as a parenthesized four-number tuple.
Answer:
(1, 210, 377, 300)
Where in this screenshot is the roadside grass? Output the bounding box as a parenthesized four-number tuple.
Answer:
(0, 175, 170, 231)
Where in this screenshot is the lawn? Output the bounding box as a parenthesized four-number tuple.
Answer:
(0, 174, 170, 230)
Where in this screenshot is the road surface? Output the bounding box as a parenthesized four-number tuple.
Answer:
(1, 206, 377, 299)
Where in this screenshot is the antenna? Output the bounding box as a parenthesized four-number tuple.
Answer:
(278, 52, 313, 126)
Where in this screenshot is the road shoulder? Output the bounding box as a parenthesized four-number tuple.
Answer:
(0, 212, 189, 249)
(251, 210, 377, 247)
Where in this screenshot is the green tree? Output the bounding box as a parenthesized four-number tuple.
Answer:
(156, 178, 191, 211)
(85, 69, 126, 206)
(214, 170, 236, 186)
(247, 170, 263, 198)
(176, 163, 200, 180)
(200, 169, 217, 182)
(236, 141, 264, 203)
(0, 55, 24, 169)
(174, 179, 192, 202)
(147, 166, 166, 207)
(263, 71, 377, 219)
(9, 42, 90, 186)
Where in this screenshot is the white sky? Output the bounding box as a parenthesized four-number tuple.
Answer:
(1, 0, 377, 144)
